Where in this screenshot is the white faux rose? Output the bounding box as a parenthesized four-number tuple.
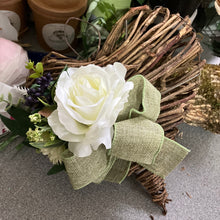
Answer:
(48, 62, 134, 157)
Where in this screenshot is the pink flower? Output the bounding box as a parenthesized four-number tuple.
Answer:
(0, 38, 29, 86)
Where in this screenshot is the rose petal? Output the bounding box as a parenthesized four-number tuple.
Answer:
(67, 96, 104, 122)
(68, 141, 92, 157)
(89, 126, 112, 150)
(48, 110, 84, 142)
(113, 62, 127, 79)
(75, 65, 111, 90)
(55, 96, 95, 125)
(57, 102, 89, 134)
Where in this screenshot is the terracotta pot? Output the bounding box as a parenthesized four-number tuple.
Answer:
(0, 0, 28, 35)
(28, 0, 88, 52)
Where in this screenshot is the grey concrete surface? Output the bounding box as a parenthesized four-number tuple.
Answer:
(0, 123, 220, 220)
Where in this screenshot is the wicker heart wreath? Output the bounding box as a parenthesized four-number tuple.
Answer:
(25, 6, 205, 214)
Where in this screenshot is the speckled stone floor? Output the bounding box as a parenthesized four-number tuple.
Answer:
(0, 123, 220, 220)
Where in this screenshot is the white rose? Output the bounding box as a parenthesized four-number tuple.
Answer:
(48, 62, 134, 157)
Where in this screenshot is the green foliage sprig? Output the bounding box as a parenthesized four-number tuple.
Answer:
(25, 61, 44, 79)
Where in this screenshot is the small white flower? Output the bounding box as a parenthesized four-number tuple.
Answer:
(0, 82, 26, 136)
(48, 62, 134, 157)
(29, 113, 42, 124)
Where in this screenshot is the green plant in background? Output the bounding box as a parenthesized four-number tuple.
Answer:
(79, 0, 131, 58)
(199, 1, 220, 56)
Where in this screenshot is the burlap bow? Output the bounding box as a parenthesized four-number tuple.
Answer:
(62, 75, 189, 189)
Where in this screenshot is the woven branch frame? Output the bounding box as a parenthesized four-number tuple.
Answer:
(26, 5, 205, 214)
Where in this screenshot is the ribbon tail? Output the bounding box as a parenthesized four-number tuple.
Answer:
(142, 137, 190, 178)
(104, 159, 131, 184)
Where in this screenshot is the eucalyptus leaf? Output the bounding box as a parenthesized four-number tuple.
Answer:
(29, 139, 65, 149)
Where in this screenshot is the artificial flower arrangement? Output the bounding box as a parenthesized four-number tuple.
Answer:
(0, 4, 207, 214)
(0, 60, 189, 179)
(0, 59, 190, 213)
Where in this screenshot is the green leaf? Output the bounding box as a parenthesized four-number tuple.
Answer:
(29, 139, 65, 149)
(5, 93, 13, 110)
(0, 115, 26, 136)
(35, 62, 44, 75)
(0, 133, 18, 151)
(0, 94, 4, 102)
(0, 106, 34, 137)
(37, 97, 51, 107)
(47, 163, 65, 175)
(7, 93, 12, 103)
(62, 65, 68, 72)
(50, 81, 57, 102)
(7, 106, 31, 125)
(30, 84, 40, 89)
(137, 0, 145, 4)
(95, 1, 126, 32)
(29, 72, 41, 79)
(25, 60, 35, 70)
(216, 22, 220, 31)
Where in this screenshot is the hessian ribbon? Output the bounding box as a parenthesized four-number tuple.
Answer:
(62, 75, 190, 190)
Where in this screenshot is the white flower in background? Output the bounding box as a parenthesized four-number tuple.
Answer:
(0, 82, 27, 134)
(0, 82, 27, 117)
(0, 13, 18, 41)
(48, 62, 134, 157)
(0, 38, 29, 86)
